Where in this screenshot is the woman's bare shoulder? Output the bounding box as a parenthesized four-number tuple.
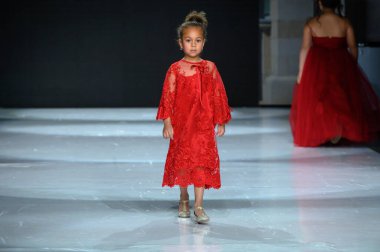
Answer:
(305, 17, 316, 26)
(341, 17, 353, 27)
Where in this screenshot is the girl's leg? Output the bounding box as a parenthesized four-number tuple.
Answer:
(194, 186, 209, 223)
(180, 187, 189, 200)
(178, 187, 190, 217)
(194, 186, 205, 216)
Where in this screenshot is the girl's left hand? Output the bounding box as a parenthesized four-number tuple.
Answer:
(216, 124, 225, 137)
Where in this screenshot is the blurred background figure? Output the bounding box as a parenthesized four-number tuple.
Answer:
(289, 0, 380, 147)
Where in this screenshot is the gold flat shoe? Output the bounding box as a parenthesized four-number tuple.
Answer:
(178, 200, 190, 218)
(194, 206, 209, 224)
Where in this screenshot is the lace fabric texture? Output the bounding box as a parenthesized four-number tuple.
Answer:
(290, 37, 380, 147)
(156, 59, 231, 189)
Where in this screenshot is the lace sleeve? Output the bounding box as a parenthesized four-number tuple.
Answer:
(156, 65, 176, 120)
(213, 65, 231, 125)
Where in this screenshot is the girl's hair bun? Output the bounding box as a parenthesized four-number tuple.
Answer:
(177, 10, 208, 39)
(185, 11, 208, 28)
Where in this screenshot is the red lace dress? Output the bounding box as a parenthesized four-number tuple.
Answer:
(290, 37, 380, 147)
(156, 59, 231, 189)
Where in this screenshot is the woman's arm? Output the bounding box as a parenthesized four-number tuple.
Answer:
(297, 24, 313, 84)
(346, 20, 358, 61)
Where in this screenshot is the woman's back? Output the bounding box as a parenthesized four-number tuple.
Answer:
(290, 8, 380, 147)
(308, 13, 348, 38)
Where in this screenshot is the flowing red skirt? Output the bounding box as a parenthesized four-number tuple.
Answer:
(290, 37, 380, 147)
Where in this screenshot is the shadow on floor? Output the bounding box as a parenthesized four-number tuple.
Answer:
(368, 139, 380, 154)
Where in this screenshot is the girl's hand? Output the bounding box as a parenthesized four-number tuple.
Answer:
(163, 118, 174, 140)
(216, 124, 225, 137)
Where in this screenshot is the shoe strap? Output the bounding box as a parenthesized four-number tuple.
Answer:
(195, 206, 205, 216)
(179, 200, 189, 212)
(194, 206, 207, 218)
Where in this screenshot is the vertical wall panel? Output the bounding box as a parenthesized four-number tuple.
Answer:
(0, 0, 259, 107)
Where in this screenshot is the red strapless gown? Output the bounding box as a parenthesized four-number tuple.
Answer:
(290, 37, 380, 147)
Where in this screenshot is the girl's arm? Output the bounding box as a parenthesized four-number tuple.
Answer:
(213, 65, 231, 128)
(297, 24, 313, 84)
(216, 124, 225, 137)
(156, 65, 176, 140)
(163, 118, 174, 140)
(346, 20, 358, 61)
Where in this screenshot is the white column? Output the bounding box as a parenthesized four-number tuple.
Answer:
(261, 0, 313, 105)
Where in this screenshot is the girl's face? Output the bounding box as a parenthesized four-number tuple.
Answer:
(179, 26, 205, 60)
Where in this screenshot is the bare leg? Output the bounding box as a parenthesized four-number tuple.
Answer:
(193, 186, 209, 223)
(178, 187, 190, 217)
(194, 186, 205, 216)
(180, 187, 189, 201)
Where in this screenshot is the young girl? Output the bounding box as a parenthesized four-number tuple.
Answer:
(156, 11, 231, 224)
(290, 0, 380, 147)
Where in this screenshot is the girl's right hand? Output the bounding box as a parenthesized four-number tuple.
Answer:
(163, 118, 174, 140)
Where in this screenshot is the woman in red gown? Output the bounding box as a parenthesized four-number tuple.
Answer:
(157, 11, 231, 223)
(290, 0, 380, 147)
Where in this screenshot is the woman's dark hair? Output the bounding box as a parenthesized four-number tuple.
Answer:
(177, 11, 208, 40)
(316, 0, 343, 17)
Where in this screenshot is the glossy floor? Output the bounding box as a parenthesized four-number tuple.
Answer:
(0, 108, 379, 252)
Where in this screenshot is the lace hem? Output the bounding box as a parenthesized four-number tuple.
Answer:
(162, 182, 221, 190)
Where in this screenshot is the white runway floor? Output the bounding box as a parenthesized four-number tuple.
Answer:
(0, 108, 379, 252)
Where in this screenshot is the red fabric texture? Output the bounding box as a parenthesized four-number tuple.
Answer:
(290, 37, 380, 147)
(156, 59, 231, 189)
